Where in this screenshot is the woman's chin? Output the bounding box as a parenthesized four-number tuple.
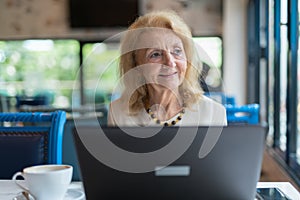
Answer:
(156, 79, 180, 90)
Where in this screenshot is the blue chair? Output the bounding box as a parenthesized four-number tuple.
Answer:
(62, 106, 108, 181)
(0, 111, 66, 179)
(225, 104, 260, 124)
(204, 92, 259, 124)
(204, 92, 236, 105)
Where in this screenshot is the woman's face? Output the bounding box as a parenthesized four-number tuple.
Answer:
(134, 30, 187, 90)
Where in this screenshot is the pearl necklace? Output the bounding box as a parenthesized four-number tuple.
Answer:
(146, 107, 185, 126)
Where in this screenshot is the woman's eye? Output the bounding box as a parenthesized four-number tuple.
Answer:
(149, 51, 163, 59)
(172, 48, 183, 56)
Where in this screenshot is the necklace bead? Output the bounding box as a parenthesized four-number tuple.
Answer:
(146, 107, 185, 126)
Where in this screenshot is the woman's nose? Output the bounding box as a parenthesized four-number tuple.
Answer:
(164, 52, 176, 68)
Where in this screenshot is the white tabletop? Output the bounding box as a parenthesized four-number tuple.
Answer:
(0, 180, 299, 200)
(256, 182, 300, 200)
(0, 180, 85, 200)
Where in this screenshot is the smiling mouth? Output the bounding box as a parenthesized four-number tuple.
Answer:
(159, 72, 177, 77)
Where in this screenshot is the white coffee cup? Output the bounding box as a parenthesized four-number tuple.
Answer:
(12, 164, 73, 200)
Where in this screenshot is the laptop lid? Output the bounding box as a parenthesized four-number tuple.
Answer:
(73, 125, 266, 200)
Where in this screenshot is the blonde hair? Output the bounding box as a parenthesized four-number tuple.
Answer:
(119, 10, 203, 114)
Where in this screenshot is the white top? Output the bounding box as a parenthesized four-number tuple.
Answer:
(108, 95, 227, 127)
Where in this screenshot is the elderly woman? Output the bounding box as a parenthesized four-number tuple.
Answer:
(108, 10, 227, 127)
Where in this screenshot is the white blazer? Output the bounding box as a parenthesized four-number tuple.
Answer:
(108, 95, 227, 127)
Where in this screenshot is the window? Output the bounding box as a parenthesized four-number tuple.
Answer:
(279, 1, 288, 152)
(82, 42, 120, 105)
(267, 0, 300, 183)
(0, 37, 224, 113)
(193, 37, 223, 92)
(0, 40, 80, 111)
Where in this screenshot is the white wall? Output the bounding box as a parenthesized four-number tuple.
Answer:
(223, 0, 248, 105)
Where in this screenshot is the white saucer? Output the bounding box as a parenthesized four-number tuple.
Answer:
(65, 189, 85, 200)
(13, 189, 85, 200)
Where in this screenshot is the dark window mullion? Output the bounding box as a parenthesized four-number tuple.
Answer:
(273, 0, 281, 148)
(286, 0, 299, 163)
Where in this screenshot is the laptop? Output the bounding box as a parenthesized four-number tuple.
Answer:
(73, 125, 266, 200)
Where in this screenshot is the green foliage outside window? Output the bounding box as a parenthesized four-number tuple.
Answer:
(82, 42, 120, 104)
(0, 40, 80, 108)
(0, 38, 222, 110)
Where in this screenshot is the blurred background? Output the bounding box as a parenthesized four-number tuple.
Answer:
(0, 0, 300, 187)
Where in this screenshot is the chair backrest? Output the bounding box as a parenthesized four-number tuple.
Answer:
(0, 111, 66, 179)
(225, 104, 260, 124)
(204, 92, 236, 105)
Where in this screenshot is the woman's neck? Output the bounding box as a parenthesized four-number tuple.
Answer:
(145, 86, 183, 121)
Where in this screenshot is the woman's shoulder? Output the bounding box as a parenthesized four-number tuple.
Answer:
(108, 98, 129, 126)
(109, 98, 125, 109)
(184, 95, 227, 126)
(198, 95, 226, 110)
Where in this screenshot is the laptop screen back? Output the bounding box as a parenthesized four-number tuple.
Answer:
(73, 125, 266, 200)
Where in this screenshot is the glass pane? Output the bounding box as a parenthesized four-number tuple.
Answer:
(0, 40, 80, 111)
(193, 37, 223, 91)
(281, 0, 288, 24)
(267, 0, 275, 146)
(279, 26, 288, 151)
(82, 42, 120, 105)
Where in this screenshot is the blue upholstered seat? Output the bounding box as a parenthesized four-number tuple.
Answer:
(204, 92, 259, 124)
(0, 111, 66, 179)
(225, 104, 260, 124)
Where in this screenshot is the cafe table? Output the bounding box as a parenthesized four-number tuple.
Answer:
(0, 180, 299, 200)
(0, 180, 85, 200)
